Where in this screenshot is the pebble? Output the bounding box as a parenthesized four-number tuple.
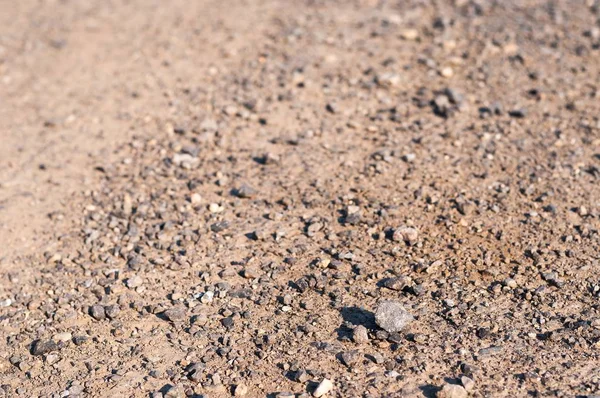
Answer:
(163, 307, 187, 322)
(352, 325, 369, 344)
(382, 276, 410, 291)
(211, 221, 230, 233)
(126, 275, 144, 289)
(234, 384, 248, 396)
(52, 332, 72, 343)
(440, 67, 454, 78)
(31, 339, 59, 356)
(236, 184, 257, 198)
(164, 385, 185, 398)
(460, 376, 475, 392)
(313, 378, 333, 397)
(105, 304, 121, 319)
(89, 305, 106, 321)
(190, 193, 202, 205)
(437, 384, 468, 398)
(392, 226, 419, 245)
(375, 301, 414, 333)
(400, 28, 419, 40)
(209, 203, 224, 213)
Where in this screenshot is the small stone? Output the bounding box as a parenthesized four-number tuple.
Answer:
(352, 325, 369, 344)
(382, 276, 410, 291)
(437, 383, 468, 398)
(105, 304, 121, 319)
(260, 152, 280, 165)
(276, 393, 295, 398)
(73, 335, 88, 346)
(338, 350, 359, 367)
(200, 291, 214, 304)
(440, 67, 454, 78)
(209, 203, 224, 213)
(89, 305, 106, 321)
(221, 317, 234, 329)
(236, 184, 257, 198)
(234, 384, 248, 396)
(375, 301, 414, 333)
(392, 226, 418, 245)
(31, 340, 59, 356)
(164, 385, 185, 398)
(294, 369, 310, 383)
(460, 376, 475, 392)
(210, 221, 230, 233)
(163, 307, 187, 322)
(126, 275, 143, 289)
(508, 109, 526, 118)
(243, 268, 260, 279)
(503, 278, 517, 288)
(190, 193, 202, 205)
(45, 353, 60, 364)
(313, 378, 334, 397)
(52, 332, 72, 343)
(400, 28, 419, 40)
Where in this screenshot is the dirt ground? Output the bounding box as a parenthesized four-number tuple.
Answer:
(1, 0, 600, 397)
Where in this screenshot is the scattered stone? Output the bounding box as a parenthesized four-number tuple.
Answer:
(381, 276, 410, 291)
(126, 275, 144, 289)
(437, 383, 468, 398)
(338, 350, 359, 367)
(210, 220, 230, 233)
(460, 376, 475, 392)
(235, 184, 257, 198)
(352, 325, 369, 344)
(313, 378, 334, 397)
(375, 301, 414, 333)
(163, 307, 187, 322)
(52, 332, 72, 343)
(105, 304, 121, 319)
(234, 384, 248, 396)
(89, 305, 106, 321)
(164, 385, 185, 398)
(392, 226, 418, 245)
(400, 28, 419, 40)
(31, 340, 59, 356)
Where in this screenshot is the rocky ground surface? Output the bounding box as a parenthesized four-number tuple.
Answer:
(2, 0, 600, 397)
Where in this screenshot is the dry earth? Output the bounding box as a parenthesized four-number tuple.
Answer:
(2, 1, 600, 397)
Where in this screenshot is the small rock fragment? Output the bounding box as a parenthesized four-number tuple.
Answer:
(52, 332, 72, 343)
(235, 184, 257, 198)
(31, 340, 59, 356)
(382, 276, 410, 291)
(460, 376, 475, 392)
(164, 385, 186, 398)
(400, 28, 419, 40)
(392, 226, 419, 245)
(89, 305, 106, 321)
(234, 384, 248, 396)
(352, 325, 369, 344)
(126, 275, 144, 289)
(313, 378, 334, 397)
(163, 307, 187, 322)
(375, 301, 414, 333)
(437, 383, 468, 398)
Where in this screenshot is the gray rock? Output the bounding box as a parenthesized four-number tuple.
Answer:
(374, 301, 414, 333)
(89, 305, 106, 321)
(31, 339, 59, 356)
(437, 384, 467, 398)
(163, 307, 187, 322)
(352, 325, 369, 344)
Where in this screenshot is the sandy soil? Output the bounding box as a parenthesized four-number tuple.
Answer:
(1, 1, 600, 397)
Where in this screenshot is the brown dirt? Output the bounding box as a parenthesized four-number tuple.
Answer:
(1, 1, 600, 397)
